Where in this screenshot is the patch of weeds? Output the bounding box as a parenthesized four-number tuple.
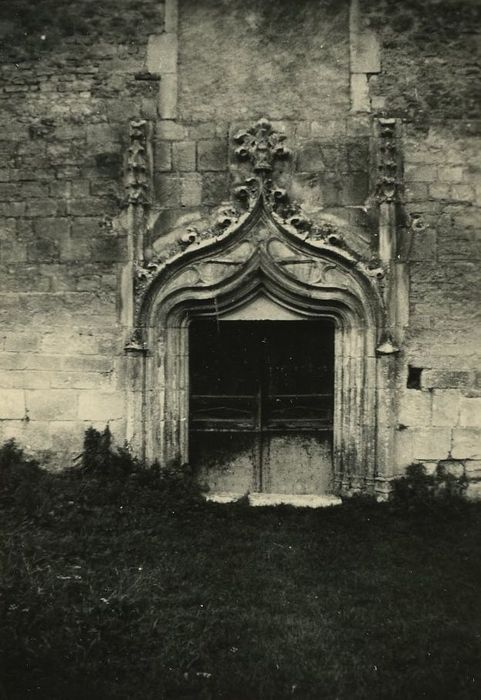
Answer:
(78, 425, 138, 478)
(73, 425, 204, 512)
(2, 437, 481, 699)
(341, 491, 379, 509)
(0, 439, 50, 515)
(391, 462, 467, 511)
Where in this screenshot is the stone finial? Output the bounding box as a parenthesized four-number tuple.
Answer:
(234, 118, 290, 173)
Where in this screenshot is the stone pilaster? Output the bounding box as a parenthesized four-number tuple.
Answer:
(349, 0, 381, 113)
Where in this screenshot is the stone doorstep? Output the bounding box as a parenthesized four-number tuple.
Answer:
(204, 492, 342, 508)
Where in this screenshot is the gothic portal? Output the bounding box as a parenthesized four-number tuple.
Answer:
(124, 119, 400, 498)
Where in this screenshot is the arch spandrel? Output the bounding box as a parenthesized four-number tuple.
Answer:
(135, 202, 385, 343)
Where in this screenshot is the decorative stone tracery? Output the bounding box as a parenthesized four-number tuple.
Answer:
(123, 118, 401, 497)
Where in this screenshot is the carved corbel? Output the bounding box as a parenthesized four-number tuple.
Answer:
(125, 329, 147, 353)
(376, 335, 400, 355)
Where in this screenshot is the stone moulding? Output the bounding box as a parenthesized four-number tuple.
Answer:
(123, 118, 400, 496)
(130, 182, 388, 340)
(125, 194, 396, 497)
(124, 118, 153, 264)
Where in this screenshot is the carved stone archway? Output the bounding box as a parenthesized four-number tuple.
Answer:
(127, 199, 396, 495)
(123, 118, 403, 497)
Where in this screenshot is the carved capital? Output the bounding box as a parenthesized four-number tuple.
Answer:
(234, 118, 290, 173)
(376, 336, 400, 355)
(124, 327, 147, 353)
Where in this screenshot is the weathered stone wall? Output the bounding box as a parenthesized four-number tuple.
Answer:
(0, 0, 480, 489)
(364, 0, 481, 493)
(149, 0, 374, 267)
(0, 0, 163, 465)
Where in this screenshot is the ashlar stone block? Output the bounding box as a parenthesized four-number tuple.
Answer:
(452, 429, 481, 460)
(398, 391, 432, 427)
(201, 173, 230, 205)
(26, 199, 58, 217)
(1, 371, 37, 389)
(181, 174, 202, 207)
(296, 142, 329, 173)
(147, 33, 178, 75)
(350, 74, 370, 112)
(410, 428, 451, 461)
(395, 429, 414, 468)
(0, 350, 27, 369)
(437, 166, 463, 183)
(172, 141, 196, 171)
(78, 391, 124, 421)
(159, 74, 178, 120)
(404, 165, 437, 183)
(423, 370, 471, 390)
(197, 139, 228, 171)
(49, 371, 112, 390)
(0, 389, 25, 419)
(27, 390, 78, 421)
(465, 460, 481, 481)
(156, 121, 187, 140)
(48, 421, 85, 456)
(154, 142, 172, 172)
(155, 174, 181, 206)
(459, 397, 481, 428)
(0, 420, 52, 452)
(432, 390, 461, 427)
(350, 28, 380, 74)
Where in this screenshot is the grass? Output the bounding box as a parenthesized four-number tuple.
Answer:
(1, 443, 481, 699)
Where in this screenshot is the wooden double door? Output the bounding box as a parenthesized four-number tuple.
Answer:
(189, 320, 334, 495)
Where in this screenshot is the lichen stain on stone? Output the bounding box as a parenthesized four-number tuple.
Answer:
(178, 0, 350, 121)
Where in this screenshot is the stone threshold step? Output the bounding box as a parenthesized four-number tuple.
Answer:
(205, 492, 342, 508)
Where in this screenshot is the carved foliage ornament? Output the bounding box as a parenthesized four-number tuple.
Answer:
(234, 118, 290, 172)
(376, 118, 400, 204)
(129, 118, 387, 347)
(126, 119, 151, 207)
(231, 120, 345, 246)
(135, 118, 385, 284)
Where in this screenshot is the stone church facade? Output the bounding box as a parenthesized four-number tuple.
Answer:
(0, 0, 480, 498)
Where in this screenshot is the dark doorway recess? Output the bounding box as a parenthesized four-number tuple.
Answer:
(189, 320, 335, 495)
